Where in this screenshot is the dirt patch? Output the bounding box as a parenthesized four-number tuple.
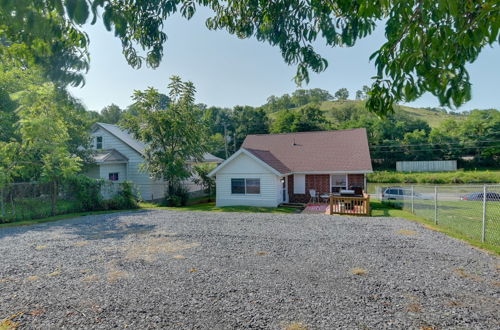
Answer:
(74, 241, 90, 247)
(351, 268, 367, 276)
(398, 229, 417, 235)
(47, 270, 61, 277)
(34, 245, 47, 250)
(0, 312, 23, 329)
(26, 276, 39, 281)
(82, 274, 99, 283)
(454, 268, 483, 282)
(256, 251, 269, 256)
(124, 237, 200, 262)
(106, 261, 129, 283)
(407, 303, 422, 313)
(172, 255, 186, 259)
(282, 321, 309, 330)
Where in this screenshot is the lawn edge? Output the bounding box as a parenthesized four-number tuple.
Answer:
(371, 200, 500, 255)
(0, 208, 141, 229)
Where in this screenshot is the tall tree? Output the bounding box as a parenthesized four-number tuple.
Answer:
(121, 76, 208, 195)
(100, 104, 123, 124)
(334, 88, 349, 101)
(232, 106, 269, 149)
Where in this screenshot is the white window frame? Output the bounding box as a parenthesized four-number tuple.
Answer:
(293, 174, 306, 194)
(231, 178, 261, 195)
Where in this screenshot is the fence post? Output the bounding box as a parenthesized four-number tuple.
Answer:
(329, 196, 333, 215)
(482, 185, 487, 243)
(411, 185, 414, 214)
(434, 186, 438, 225)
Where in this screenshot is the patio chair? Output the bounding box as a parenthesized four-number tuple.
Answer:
(309, 189, 319, 203)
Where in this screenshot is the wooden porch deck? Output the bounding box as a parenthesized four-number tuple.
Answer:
(304, 193, 370, 216)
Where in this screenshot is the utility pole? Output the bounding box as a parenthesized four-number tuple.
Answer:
(223, 123, 229, 159)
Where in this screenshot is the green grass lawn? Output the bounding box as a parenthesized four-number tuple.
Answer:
(140, 202, 298, 214)
(368, 170, 500, 184)
(371, 200, 500, 255)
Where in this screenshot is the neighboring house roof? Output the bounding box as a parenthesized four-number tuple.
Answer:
(208, 148, 285, 177)
(92, 149, 129, 163)
(94, 122, 146, 155)
(241, 128, 373, 173)
(93, 122, 223, 163)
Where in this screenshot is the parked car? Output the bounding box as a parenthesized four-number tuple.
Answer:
(460, 192, 500, 201)
(381, 187, 432, 201)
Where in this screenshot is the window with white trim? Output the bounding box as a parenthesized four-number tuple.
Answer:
(109, 172, 119, 181)
(231, 178, 260, 194)
(96, 136, 103, 149)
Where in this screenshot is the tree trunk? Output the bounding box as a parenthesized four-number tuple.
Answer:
(51, 181, 58, 216)
(1, 187, 4, 219)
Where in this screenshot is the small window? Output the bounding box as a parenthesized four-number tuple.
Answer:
(231, 178, 260, 195)
(96, 136, 103, 149)
(245, 179, 261, 194)
(109, 172, 119, 181)
(231, 179, 245, 194)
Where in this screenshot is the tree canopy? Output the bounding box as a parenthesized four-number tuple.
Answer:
(2, 0, 498, 115)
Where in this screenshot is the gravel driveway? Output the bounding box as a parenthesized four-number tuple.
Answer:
(1, 210, 498, 329)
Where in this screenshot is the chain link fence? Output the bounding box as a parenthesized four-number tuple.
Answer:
(375, 184, 500, 245)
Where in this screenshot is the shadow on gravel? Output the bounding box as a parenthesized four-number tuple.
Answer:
(0, 211, 155, 241)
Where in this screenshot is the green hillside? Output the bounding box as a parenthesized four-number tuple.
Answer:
(269, 100, 465, 128)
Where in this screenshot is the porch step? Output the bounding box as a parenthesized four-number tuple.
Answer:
(279, 203, 306, 209)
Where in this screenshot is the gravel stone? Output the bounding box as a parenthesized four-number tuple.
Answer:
(0, 210, 498, 329)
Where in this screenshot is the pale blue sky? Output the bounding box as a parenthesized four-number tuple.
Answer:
(69, 9, 500, 112)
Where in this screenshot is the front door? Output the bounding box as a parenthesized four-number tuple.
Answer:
(282, 177, 288, 203)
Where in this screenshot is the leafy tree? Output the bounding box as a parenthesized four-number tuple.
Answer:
(232, 106, 269, 149)
(355, 85, 370, 100)
(3, 1, 498, 114)
(270, 110, 297, 134)
(334, 88, 349, 101)
(120, 76, 208, 196)
(192, 163, 217, 202)
(100, 104, 123, 124)
(271, 105, 328, 133)
(15, 82, 83, 214)
(293, 105, 329, 132)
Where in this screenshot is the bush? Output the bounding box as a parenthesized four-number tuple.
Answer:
(104, 181, 139, 210)
(64, 175, 103, 211)
(165, 184, 189, 207)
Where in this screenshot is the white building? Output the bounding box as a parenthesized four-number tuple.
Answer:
(209, 129, 373, 207)
(85, 122, 223, 201)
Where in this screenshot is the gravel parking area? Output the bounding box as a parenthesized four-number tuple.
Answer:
(1, 210, 499, 329)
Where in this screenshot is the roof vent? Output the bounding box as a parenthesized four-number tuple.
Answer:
(292, 138, 297, 146)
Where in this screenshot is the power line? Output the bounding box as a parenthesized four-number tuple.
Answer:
(369, 139, 500, 149)
(371, 145, 497, 153)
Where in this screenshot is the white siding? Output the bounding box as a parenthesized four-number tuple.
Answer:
(214, 153, 281, 207)
(91, 127, 166, 201)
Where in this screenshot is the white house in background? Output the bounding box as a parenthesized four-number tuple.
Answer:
(208, 129, 373, 207)
(85, 122, 223, 201)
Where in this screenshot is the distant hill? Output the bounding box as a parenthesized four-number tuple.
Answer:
(269, 100, 466, 128)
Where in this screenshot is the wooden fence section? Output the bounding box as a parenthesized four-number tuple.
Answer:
(329, 194, 370, 216)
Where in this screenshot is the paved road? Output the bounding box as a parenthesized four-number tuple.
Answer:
(0, 210, 498, 329)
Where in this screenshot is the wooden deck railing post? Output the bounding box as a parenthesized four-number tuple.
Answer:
(329, 196, 333, 215)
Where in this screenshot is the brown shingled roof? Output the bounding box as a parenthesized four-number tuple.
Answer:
(241, 128, 372, 173)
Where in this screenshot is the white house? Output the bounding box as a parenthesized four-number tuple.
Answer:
(85, 122, 223, 201)
(208, 129, 373, 207)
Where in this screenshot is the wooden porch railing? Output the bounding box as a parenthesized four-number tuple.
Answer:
(328, 193, 370, 216)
